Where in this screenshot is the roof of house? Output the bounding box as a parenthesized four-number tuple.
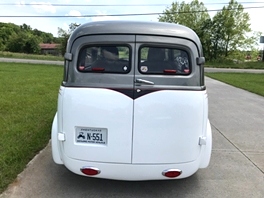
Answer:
(39, 43, 60, 49)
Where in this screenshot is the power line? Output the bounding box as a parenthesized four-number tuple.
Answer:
(0, 3, 170, 6)
(0, 5, 264, 18)
(205, 1, 264, 4)
(0, 2, 264, 7)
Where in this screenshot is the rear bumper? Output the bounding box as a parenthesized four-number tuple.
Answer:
(61, 152, 200, 181)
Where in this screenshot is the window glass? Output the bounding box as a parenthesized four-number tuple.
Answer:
(139, 47, 190, 75)
(78, 45, 130, 73)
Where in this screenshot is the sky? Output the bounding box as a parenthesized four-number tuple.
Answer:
(0, 0, 264, 42)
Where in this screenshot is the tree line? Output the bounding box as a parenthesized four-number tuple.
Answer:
(0, 22, 60, 54)
(159, 0, 261, 61)
(0, 0, 262, 61)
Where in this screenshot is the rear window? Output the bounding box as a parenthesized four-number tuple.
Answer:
(78, 45, 131, 73)
(139, 46, 190, 75)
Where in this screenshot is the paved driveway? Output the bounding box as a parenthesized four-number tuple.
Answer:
(1, 77, 264, 198)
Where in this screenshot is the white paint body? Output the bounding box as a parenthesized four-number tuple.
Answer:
(51, 86, 212, 180)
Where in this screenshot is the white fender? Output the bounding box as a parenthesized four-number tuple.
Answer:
(199, 119, 212, 168)
(51, 112, 63, 164)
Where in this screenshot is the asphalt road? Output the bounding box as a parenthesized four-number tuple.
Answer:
(1, 76, 263, 198)
(0, 58, 64, 65)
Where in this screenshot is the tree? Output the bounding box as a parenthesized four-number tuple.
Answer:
(212, 0, 252, 58)
(158, 0, 255, 61)
(0, 22, 20, 51)
(159, 0, 210, 34)
(20, 23, 32, 32)
(0, 38, 4, 51)
(58, 23, 80, 55)
(23, 34, 41, 54)
(0, 22, 58, 54)
(206, 13, 227, 59)
(159, 0, 210, 58)
(6, 32, 41, 54)
(33, 29, 54, 43)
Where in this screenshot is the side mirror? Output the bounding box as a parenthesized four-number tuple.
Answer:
(196, 57, 205, 65)
(64, 53, 73, 61)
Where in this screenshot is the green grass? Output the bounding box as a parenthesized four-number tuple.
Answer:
(0, 62, 62, 193)
(206, 73, 264, 97)
(205, 60, 264, 69)
(0, 51, 64, 61)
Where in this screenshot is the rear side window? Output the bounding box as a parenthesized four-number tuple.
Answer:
(139, 46, 190, 75)
(78, 45, 131, 73)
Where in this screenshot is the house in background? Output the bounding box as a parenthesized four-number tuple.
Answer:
(39, 43, 60, 56)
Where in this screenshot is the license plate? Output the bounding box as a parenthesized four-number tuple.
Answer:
(75, 127, 107, 145)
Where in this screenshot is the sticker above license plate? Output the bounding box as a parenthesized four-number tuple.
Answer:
(75, 127, 107, 145)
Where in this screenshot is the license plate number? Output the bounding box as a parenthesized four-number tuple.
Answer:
(76, 127, 107, 145)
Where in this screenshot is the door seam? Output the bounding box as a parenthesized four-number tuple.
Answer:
(130, 35, 136, 163)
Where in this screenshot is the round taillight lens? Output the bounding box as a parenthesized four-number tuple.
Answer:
(162, 169, 182, 178)
(80, 167, 101, 176)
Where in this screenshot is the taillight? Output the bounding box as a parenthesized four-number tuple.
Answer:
(163, 69, 177, 74)
(162, 169, 182, 178)
(92, 67, 105, 72)
(80, 167, 101, 176)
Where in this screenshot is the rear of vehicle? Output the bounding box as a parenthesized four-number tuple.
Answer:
(51, 21, 212, 180)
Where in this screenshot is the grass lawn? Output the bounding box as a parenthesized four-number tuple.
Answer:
(206, 73, 264, 97)
(206, 60, 264, 69)
(0, 51, 63, 61)
(0, 62, 62, 193)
